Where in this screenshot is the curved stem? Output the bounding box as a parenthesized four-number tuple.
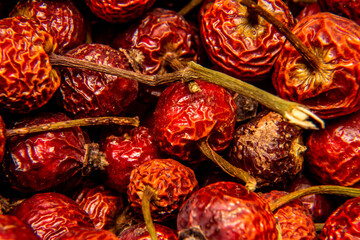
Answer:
(269, 185, 360, 211)
(142, 185, 158, 240)
(5, 116, 139, 138)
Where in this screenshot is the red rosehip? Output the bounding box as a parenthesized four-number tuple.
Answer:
(0, 214, 40, 240)
(0, 115, 5, 163)
(58, 227, 119, 240)
(318, 0, 360, 25)
(118, 223, 178, 240)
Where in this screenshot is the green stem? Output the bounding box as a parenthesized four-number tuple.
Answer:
(142, 186, 158, 240)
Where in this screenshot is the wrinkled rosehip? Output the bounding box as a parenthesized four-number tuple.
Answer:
(295, 2, 322, 22)
(318, 0, 360, 25)
(59, 43, 138, 118)
(118, 222, 178, 240)
(0, 214, 40, 240)
(10, 0, 86, 54)
(0, 115, 5, 163)
(58, 227, 119, 240)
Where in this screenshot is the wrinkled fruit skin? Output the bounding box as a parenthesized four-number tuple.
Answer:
(320, 196, 360, 239)
(229, 111, 305, 188)
(10, 0, 86, 54)
(101, 126, 161, 193)
(84, 0, 156, 23)
(200, 0, 294, 82)
(0, 214, 40, 240)
(73, 184, 124, 230)
(0, 115, 5, 163)
(0, 16, 60, 114)
(58, 227, 119, 240)
(306, 110, 360, 187)
(59, 43, 138, 118)
(118, 223, 178, 240)
(272, 12, 360, 119)
(3, 112, 87, 192)
(296, 3, 321, 22)
(152, 80, 237, 162)
(177, 181, 278, 240)
(10, 192, 94, 240)
(318, 0, 360, 25)
(127, 158, 198, 221)
(260, 190, 317, 240)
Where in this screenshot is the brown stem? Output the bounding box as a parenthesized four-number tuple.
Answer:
(178, 0, 204, 16)
(49, 53, 324, 130)
(142, 185, 158, 240)
(237, 0, 322, 72)
(269, 185, 360, 212)
(82, 143, 108, 175)
(315, 223, 325, 232)
(5, 116, 139, 138)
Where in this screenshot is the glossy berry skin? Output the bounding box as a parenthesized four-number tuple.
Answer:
(318, 0, 360, 25)
(295, 3, 322, 22)
(10, 192, 94, 240)
(118, 223, 178, 240)
(127, 158, 198, 221)
(272, 12, 360, 119)
(59, 43, 138, 118)
(73, 184, 124, 230)
(229, 111, 304, 188)
(0, 16, 60, 114)
(0, 115, 5, 163)
(320, 196, 360, 239)
(84, 0, 156, 23)
(10, 0, 86, 54)
(306, 110, 360, 187)
(58, 227, 119, 240)
(260, 190, 317, 240)
(0, 214, 40, 240)
(177, 181, 278, 240)
(152, 80, 236, 162)
(200, 0, 294, 82)
(3, 112, 88, 192)
(100, 126, 161, 193)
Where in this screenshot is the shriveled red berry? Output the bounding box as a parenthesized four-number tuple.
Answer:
(200, 0, 294, 81)
(0, 115, 5, 163)
(177, 181, 278, 240)
(10, 192, 94, 240)
(10, 0, 86, 54)
(0, 16, 60, 114)
(84, 0, 156, 23)
(152, 80, 236, 162)
(59, 43, 138, 118)
(58, 227, 119, 240)
(118, 222, 178, 240)
(127, 158, 198, 221)
(0, 214, 40, 240)
(318, 0, 360, 25)
(295, 2, 322, 22)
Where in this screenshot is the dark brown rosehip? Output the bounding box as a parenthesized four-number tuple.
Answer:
(0, 214, 40, 240)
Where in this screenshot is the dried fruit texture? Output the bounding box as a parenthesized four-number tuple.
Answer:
(84, 0, 156, 23)
(0, 214, 40, 240)
(272, 12, 360, 119)
(3, 112, 87, 192)
(0, 115, 5, 163)
(260, 190, 317, 240)
(58, 227, 119, 240)
(229, 111, 305, 188)
(10, 192, 94, 240)
(59, 43, 138, 118)
(73, 184, 124, 230)
(295, 2, 322, 22)
(101, 126, 161, 193)
(320, 196, 360, 239)
(118, 223, 178, 240)
(127, 158, 198, 221)
(177, 181, 278, 240)
(305, 110, 360, 187)
(113, 8, 200, 75)
(152, 80, 237, 162)
(200, 0, 294, 82)
(0, 16, 60, 114)
(318, 0, 360, 25)
(10, 0, 86, 54)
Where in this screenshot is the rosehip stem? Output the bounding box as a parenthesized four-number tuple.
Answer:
(269, 185, 360, 212)
(5, 116, 139, 138)
(49, 53, 324, 129)
(142, 185, 159, 240)
(315, 223, 325, 232)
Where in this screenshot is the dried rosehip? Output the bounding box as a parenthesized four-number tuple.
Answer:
(0, 214, 40, 240)
(260, 190, 317, 240)
(84, 0, 156, 23)
(118, 222, 178, 240)
(10, 192, 94, 240)
(0, 16, 60, 114)
(295, 2, 322, 22)
(0, 115, 5, 163)
(100, 126, 161, 193)
(229, 110, 305, 188)
(58, 227, 119, 240)
(200, 0, 294, 81)
(59, 43, 138, 118)
(318, 0, 360, 25)
(10, 0, 86, 54)
(177, 181, 279, 240)
(319, 196, 360, 239)
(127, 158, 198, 221)
(152, 80, 236, 162)
(305, 110, 360, 186)
(272, 12, 360, 119)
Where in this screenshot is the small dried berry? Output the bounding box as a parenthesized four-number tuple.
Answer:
(58, 227, 119, 240)
(118, 222, 178, 240)
(0, 214, 40, 240)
